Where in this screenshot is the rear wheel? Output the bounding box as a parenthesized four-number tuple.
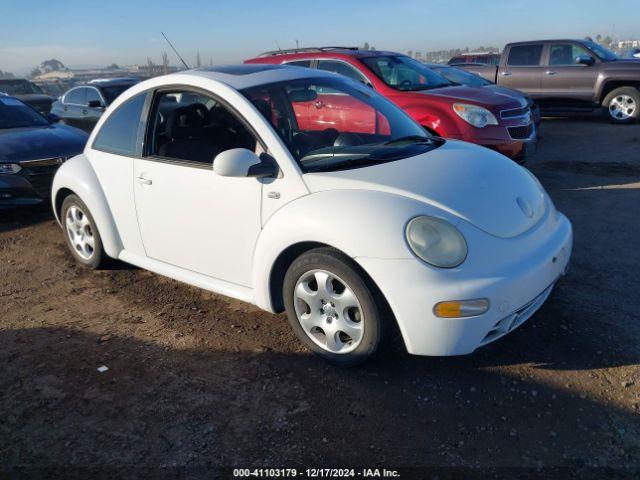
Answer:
(283, 247, 387, 366)
(61, 194, 107, 269)
(602, 87, 640, 124)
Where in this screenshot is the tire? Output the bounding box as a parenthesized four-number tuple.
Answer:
(61, 194, 108, 269)
(602, 87, 640, 124)
(282, 247, 387, 366)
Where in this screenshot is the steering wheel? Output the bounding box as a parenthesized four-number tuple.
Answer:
(399, 79, 413, 90)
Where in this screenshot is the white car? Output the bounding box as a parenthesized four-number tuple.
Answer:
(51, 65, 572, 365)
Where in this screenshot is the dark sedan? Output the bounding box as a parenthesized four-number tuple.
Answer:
(423, 63, 540, 125)
(51, 77, 139, 132)
(0, 95, 88, 207)
(0, 79, 55, 115)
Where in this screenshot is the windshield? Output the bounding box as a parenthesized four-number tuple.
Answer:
(432, 66, 492, 87)
(101, 84, 135, 104)
(0, 80, 43, 95)
(361, 55, 453, 91)
(583, 41, 619, 61)
(240, 77, 442, 173)
(0, 96, 49, 129)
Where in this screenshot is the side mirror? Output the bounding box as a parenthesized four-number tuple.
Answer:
(87, 100, 104, 108)
(47, 113, 60, 123)
(213, 148, 276, 178)
(576, 55, 595, 66)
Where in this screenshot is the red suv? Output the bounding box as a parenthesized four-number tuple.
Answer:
(245, 47, 536, 161)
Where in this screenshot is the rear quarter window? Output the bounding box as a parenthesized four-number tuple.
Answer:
(92, 93, 147, 156)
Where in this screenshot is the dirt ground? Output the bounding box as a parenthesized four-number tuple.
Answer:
(1, 117, 640, 479)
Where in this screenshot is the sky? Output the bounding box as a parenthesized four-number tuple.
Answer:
(0, 0, 638, 74)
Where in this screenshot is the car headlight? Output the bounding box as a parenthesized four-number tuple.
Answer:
(453, 103, 498, 128)
(405, 216, 467, 268)
(0, 163, 22, 174)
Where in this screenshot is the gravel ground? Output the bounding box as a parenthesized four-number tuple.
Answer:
(1, 118, 639, 479)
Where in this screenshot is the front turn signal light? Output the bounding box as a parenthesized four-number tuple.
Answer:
(434, 299, 489, 318)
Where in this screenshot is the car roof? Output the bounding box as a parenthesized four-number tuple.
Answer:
(154, 64, 339, 90)
(0, 78, 30, 83)
(505, 39, 588, 46)
(250, 47, 403, 61)
(87, 77, 139, 86)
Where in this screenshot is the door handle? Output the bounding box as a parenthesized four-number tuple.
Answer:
(314, 100, 324, 109)
(500, 71, 512, 76)
(82, 109, 88, 114)
(137, 176, 152, 185)
(545, 70, 558, 75)
(63, 106, 68, 112)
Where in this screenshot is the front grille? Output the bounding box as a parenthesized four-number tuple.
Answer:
(480, 283, 555, 347)
(507, 123, 534, 140)
(500, 106, 530, 119)
(22, 164, 59, 199)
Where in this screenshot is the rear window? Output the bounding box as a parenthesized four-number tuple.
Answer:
(507, 45, 543, 66)
(285, 60, 313, 68)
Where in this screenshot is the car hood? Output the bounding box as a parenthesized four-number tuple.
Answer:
(482, 84, 530, 103)
(419, 85, 525, 110)
(0, 124, 88, 162)
(303, 140, 546, 238)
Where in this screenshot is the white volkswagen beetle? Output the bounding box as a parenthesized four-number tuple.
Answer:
(51, 65, 572, 365)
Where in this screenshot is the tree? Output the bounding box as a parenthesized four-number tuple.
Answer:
(0, 70, 14, 79)
(196, 51, 201, 68)
(363, 42, 370, 50)
(40, 59, 66, 73)
(106, 63, 120, 70)
(30, 68, 42, 78)
(603, 36, 613, 47)
(596, 34, 602, 43)
(407, 50, 413, 58)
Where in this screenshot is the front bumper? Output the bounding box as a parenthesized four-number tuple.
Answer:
(0, 165, 57, 208)
(356, 210, 572, 356)
(448, 122, 537, 161)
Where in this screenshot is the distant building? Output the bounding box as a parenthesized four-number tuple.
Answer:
(618, 39, 640, 49)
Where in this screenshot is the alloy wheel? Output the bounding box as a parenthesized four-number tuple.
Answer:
(65, 205, 95, 260)
(609, 94, 637, 120)
(293, 269, 364, 354)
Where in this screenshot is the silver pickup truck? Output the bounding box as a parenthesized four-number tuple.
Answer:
(452, 39, 640, 124)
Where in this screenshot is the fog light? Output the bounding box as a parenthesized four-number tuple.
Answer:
(434, 299, 489, 318)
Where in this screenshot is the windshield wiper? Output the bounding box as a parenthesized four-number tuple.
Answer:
(383, 135, 433, 146)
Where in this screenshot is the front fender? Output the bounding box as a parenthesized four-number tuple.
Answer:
(251, 189, 459, 312)
(51, 154, 123, 258)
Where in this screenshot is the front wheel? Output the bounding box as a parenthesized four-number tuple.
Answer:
(61, 194, 108, 269)
(282, 248, 387, 366)
(602, 87, 640, 124)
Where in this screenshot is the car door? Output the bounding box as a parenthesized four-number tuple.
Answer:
(133, 88, 263, 287)
(499, 44, 545, 97)
(541, 42, 599, 103)
(60, 87, 86, 129)
(85, 87, 106, 131)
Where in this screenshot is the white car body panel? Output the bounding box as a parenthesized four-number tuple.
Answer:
(52, 66, 573, 357)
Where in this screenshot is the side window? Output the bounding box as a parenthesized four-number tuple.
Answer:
(507, 45, 543, 66)
(147, 90, 257, 166)
(318, 60, 369, 85)
(65, 88, 86, 105)
(86, 88, 103, 106)
(93, 93, 146, 156)
(549, 44, 590, 65)
(286, 60, 313, 68)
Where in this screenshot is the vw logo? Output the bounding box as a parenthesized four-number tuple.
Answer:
(517, 197, 534, 218)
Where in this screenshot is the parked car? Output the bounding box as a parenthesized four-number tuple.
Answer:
(245, 48, 537, 161)
(456, 39, 640, 123)
(51, 65, 572, 365)
(0, 78, 55, 114)
(423, 63, 540, 124)
(448, 52, 501, 66)
(51, 77, 139, 132)
(0, 94, 87, 207)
